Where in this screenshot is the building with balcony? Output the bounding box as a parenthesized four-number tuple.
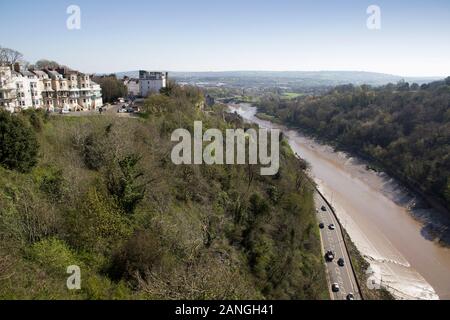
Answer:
(0, 66, 18, 112)
(0, 64, 103, 112)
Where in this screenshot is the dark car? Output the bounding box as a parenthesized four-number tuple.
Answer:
(332, 283, 340, 292)
(319, 222, 325, 229)
(325, 250, 335, 262)
(328, 223, 336, 230)
(337, 258, 345, 267)
(321, 205, 327, 211)
(346, 293, 354, 300)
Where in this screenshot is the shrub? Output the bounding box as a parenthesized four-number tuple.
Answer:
(0, 110, 39, 172)
(106, 153, 146, 214)
(82, 133, 106, 170)
(27, 238, 77, 274)
(108, 229, 175, 280)
(64, 187, 132, 253)
(35, 166, 66, 203)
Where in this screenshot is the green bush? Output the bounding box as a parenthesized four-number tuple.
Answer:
(83, 133, 107, 170)
(0, 110, 39, 172)
(106, 153, 146, 214)
(108, 229, 175, 280)
(27, 238, 78, 274)
(64, 187, 132, 253)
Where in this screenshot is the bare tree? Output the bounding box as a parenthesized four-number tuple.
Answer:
(0, 46, 23, 65)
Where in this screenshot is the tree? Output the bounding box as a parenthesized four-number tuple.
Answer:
(445, 77, 450, 86)
(93, 76, 127, 103)
(0, 110, 39, 172)
(106, 153, 146, 214)
(0, 46, 23, 65)
(33, 59, 62, 70)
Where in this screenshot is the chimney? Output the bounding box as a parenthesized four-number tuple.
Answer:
(13, 62, 21, 73)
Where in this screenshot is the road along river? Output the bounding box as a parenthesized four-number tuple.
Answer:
(229, 103, 450, 300)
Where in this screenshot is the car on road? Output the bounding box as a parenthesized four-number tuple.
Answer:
(319, 222, 325, 229)
(332, 283, 340, 292)
(346, 293, 354, 300)
(328, 224, 336, 230)
(321, 205, 327, 211)
(337, 258, 345, 267)
(325, 250, 335, 262)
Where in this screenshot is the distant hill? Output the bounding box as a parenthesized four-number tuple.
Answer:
(112, 70, 442, 88)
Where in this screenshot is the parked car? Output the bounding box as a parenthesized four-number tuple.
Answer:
(319, 222, 325, 229)
(325, 250, 335, 262)
(117, 107, 127, 113)
(60, 109, 70, 114)
(332, 283, 340, 292)
(337, 258, 345, 267)
(346, 293, 354, 300)
(126, 107, 135, 113)
(328, 224, 336, 230)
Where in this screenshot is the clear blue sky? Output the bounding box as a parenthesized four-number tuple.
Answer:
(1, 0, 449, 76)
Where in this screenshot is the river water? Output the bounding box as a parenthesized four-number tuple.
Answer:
(230, 103, 450, 300)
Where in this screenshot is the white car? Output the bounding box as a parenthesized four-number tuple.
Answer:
(328, 224, 336, 230)
(60, 109, 70, 114)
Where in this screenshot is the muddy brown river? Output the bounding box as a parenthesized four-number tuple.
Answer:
(230, 103, 450, 300)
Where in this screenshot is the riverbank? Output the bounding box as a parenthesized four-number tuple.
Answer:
(266, 111, 450, 248)
(230, 103, 448, 300)
(254, 111, 450, 247)
(341, 228, 394, 300)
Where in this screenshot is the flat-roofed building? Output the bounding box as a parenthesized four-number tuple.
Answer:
(139, 70, 168, 97)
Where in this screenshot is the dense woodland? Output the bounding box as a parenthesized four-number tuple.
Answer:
(0, 85, 327, 299)
(258, 78, 450, 212)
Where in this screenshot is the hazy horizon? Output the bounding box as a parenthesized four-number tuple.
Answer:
(113, 69, 443, 79)
(1, 0, 450, 77)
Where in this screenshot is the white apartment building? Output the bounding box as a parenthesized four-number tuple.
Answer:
(91, 82, 103, 109)
(0, 64, 103, 113)
(124, 78, 140, 97)
(0, 66, 19, 112)
(138, 70, 168, 97)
